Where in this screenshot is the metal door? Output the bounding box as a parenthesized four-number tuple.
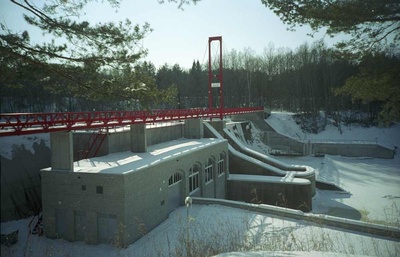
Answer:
(74, 211, 86, 241)
(56, 209, 67, 239)
(168, 180, 182, 213)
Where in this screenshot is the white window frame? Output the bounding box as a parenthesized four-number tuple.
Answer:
(168, 172, 182, 187)
(189, 165, 200, 194)
(205, 158, 214, 184)
(218, 154, 225, 177)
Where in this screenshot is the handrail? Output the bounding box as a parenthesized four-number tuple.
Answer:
(0, 107, 263, 136)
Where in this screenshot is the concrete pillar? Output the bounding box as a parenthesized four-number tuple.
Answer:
(130, 124, 147, 152)
(50, 131, 73, 171)
(184, 118, 204, 139)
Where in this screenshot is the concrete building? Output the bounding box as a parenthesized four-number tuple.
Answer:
(41, 120, 229, 247)
(41, 116, 315, 247)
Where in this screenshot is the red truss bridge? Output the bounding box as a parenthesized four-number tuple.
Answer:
(0, 107, 263, 137)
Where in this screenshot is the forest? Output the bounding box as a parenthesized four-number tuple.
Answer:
(2, 0, 399, 128)
(2, 40, 399, 127)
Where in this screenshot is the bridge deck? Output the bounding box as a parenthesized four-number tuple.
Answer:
(0, 107, 263, 136)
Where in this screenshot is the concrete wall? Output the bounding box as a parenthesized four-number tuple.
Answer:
(183, 119, 204, 139)
(108, 131, 130, 154)
(73, 124, 184, 160)
(227, 179, 312, 212)
(229, 151, 279, 176)
(147, 124, 183, 146)
(264, 131, 394, 159)
(41, 170, 125, 244)
(264, 131, 305, 155)
(51, 132, 74, 171)
(73, 132, 109, 160)
(311, 142, 394, 159)
(123, 141, 227, 245)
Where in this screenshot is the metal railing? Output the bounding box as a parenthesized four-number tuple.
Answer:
(0, 107, 263, 136)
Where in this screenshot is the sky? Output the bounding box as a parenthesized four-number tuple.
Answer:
(0, 0, 341, 69)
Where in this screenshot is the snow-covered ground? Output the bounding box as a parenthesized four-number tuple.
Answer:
(274, 154, 400, 226)
(267, 111, 400, 149)
(1, 112, 400, 256)
(2, 204, 399, 257)
(265, 111, 400, 226)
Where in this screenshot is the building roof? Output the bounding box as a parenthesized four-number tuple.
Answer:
(72, 138, 226, 174)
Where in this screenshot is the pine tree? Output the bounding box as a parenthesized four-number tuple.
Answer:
(0, 0, 175, 108)
(261, 0, 400, 58)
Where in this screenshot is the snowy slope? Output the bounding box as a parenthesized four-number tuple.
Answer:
(267, 112, 400, 149)
(0, 133, 50, 160)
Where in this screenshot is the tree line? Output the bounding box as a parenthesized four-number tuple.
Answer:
(2, 40, 399, 126)
(157, 41, 399, 126)
(1, 0, 399, 126)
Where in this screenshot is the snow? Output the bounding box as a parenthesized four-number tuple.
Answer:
(267, 111, 400, 149)
(315, 155, 400, 224)
(269, 153, 400, 226)
(0, 133, 49, 160)
(2, 112, 400, 257)
(2, 205, 399, 257)
(226, 121, 270, 154)
(215, 251, 370, 257)
(228, 174, 310, 185)
(52, 138, 224, 174)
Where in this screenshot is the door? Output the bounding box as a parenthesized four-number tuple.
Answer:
(56, 209, 67, 239)
(98, 213, 118, 244)
(74, 211, 86, 241)
(168, 172, 183, 213)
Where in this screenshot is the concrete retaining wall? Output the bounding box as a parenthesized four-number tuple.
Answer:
(265, 131, 395, 159)
(238, 111, 395, 159)
(311, 142, 394, 159)
(228, 111, 264, 122)
(264, 131, 305, 155)
(227, 178, 312, 212)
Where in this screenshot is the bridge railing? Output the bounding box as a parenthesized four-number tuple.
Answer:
(0, 107, 263, 136)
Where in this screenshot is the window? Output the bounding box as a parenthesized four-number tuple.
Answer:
(189, 164, 200, 193)
(168, 172, 182, 186)
(205, 157, 214, 184)
(96, 186, 103, 194)
(81, 185, 86, 191)
(218, 153, 225, 176)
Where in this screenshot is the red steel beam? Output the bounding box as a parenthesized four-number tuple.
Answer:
(0, 107, 263, 136)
